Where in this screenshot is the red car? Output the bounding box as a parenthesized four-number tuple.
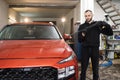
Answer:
(0, 22, 78, 80)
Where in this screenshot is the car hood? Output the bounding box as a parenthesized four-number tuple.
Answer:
(0, 40, 72, 59)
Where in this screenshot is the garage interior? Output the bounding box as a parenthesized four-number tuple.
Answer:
(0, 0, 120, 80)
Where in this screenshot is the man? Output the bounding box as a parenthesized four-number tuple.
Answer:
(78, 10, 113, 80)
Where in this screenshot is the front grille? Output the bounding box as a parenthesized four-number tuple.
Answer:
(0, 67, 58, 80)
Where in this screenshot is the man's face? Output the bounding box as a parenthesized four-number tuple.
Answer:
(85, 11, 93, 23)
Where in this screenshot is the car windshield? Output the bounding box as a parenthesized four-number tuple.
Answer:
(0, 25, 61, 40)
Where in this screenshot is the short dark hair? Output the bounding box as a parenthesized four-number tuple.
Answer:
(85, 10, 92, 13)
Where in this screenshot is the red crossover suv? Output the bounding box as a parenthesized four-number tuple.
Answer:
(0, 22, 78, 80)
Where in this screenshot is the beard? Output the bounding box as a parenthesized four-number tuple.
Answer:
(86, 18, 92, 23)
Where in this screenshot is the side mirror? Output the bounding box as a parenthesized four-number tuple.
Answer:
(63, 34, 72, 40)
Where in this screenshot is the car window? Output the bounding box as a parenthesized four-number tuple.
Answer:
(0, 25, 61, 40)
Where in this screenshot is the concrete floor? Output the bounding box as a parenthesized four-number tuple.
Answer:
(79, 59, 120, 80)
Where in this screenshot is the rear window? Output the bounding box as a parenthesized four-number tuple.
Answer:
(0, 25, 61, 40)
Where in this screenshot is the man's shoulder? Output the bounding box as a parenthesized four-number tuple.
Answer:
(91, 21, 98, 24)
(79, 23, 86, 28)
(78, 23, 85, 30)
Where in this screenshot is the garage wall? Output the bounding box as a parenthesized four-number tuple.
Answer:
(73, 3, 80, 32)
(8, 9, 20, 24)
(65, 9, 74, 34)
(94, 1, 114, 25)
(74, 3, 80, 24)
(112, 0, 120, 10)
(63, 3, 80, 34)
(0, 0, 9, 30)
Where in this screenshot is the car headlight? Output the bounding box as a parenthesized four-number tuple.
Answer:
(59, 54, 74, 64)
(58, 66, 75, 79)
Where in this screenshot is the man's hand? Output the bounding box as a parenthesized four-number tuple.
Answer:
(82, 32, 86, 37)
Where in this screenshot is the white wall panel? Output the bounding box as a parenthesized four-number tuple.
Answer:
(0, 0, 8, 29)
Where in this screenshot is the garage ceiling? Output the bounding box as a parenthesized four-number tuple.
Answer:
(5, 0, 80, 18)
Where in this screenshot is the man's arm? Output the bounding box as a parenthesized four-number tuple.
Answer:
(99, 21, 113, 36)
(78, 25, 86, 43)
